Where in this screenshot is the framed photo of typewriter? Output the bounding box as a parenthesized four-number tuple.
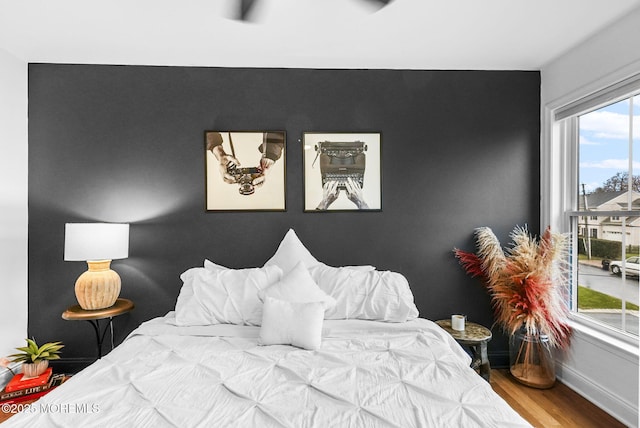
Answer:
(205, 131, 286, 211)
(303, 132, 382, 212)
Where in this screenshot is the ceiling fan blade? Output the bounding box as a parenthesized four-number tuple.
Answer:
(231, 0, 392, 22)
(364, 0, 393, 6)
(239, 0, 257, 21)
(358, 0, 394, 12)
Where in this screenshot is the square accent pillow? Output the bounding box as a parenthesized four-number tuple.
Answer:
(264, 229, 322, 274)
(259, 297, 325, 350)
(174, 265, 282, 326)
(258, 261, 336, 310)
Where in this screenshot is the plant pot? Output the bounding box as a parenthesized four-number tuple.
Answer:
(509, 327, 555, 389)
(22, 360, 49, 378)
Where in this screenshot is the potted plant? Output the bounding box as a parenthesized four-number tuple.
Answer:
(8, 339, 64, 378)
(454, 225, 571, 388)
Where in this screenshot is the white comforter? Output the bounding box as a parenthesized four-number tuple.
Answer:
(4, 315, 530, 427)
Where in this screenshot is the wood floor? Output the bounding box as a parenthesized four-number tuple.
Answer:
(491, 369, 626, 427)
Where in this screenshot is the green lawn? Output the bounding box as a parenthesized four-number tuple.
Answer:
(578, 286, 639, 310)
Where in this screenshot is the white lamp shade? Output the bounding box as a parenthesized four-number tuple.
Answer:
(64, 223, 129, 261)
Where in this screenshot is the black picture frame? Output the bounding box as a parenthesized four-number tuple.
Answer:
(303, 132, 382, 212)
(205, 131, 286, 211)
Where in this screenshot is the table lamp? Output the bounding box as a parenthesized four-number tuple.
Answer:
(64, 223, 130, 310)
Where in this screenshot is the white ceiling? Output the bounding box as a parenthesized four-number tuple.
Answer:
(1, 0, 639, 70)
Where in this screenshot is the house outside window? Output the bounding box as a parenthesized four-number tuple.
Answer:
(550, 76, 639, 342)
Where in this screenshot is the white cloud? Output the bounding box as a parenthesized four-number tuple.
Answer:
(581, 181, 601, 193)
(579, 135, 600, 145)
(579, 159, 640, 169)
(580, 110, 640, 140)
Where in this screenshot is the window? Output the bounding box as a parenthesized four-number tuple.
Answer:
(552, 75, 639, 341)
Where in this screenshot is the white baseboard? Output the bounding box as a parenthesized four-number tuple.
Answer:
(557, 362, 638, 428)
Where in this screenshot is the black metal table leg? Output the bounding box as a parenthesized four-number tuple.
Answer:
(84, 317, 113, 359)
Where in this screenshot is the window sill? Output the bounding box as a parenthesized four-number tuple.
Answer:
(569, 313, 639, 358)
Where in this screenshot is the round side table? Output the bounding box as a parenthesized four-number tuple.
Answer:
(435, 319, 492, 382)
(62, 298, 135, 359)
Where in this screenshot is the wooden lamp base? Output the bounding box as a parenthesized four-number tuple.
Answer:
(74, 260, 121, 310)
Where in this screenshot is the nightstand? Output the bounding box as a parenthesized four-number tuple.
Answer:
(62, 298, 134, 359)
(435, 319, 492, 382)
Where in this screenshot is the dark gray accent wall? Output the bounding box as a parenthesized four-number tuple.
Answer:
(28, 64, 540, 367)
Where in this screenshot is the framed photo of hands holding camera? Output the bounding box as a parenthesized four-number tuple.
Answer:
(303, 132, 382, 212)
(205, 131, 286, 211)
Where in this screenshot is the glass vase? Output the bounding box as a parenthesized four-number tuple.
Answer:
(509, 326, 555, 389)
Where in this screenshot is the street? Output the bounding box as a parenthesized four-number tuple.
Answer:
(578, 263, 639, 305)
(578, 263, 639, 335)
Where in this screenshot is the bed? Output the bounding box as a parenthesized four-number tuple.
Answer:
(4, 230, 531, 427)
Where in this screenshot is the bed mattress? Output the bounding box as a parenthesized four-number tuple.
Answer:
(4, 314, 530, 427)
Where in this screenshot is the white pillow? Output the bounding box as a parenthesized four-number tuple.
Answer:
(203, 259, 229, 271)
(170, 267, 207, 325)
(258, 261, 336, 310)
(264, 229, 322, 274)
(259, 297, 325, 350)
(337, 265, 376, 271)
(308, 265, 419, 322)
(180, 266, 206, 282)
(174, 265, 282, 326)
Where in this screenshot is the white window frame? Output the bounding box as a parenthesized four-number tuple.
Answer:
(542, 74, 640, 350)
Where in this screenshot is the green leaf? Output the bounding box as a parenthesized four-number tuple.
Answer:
(26, 339, 38, 354)
(6, 354, 29, 363)
(39, 343, 64, 354)
(8, 339, 64, 363)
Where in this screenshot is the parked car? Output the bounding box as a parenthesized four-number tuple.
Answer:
(609, 257, 640, 276)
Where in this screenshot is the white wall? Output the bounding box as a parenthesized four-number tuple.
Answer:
(542, 7, 640, 105)
(541, 6, 640, 427)
(0, 49, 28, 358)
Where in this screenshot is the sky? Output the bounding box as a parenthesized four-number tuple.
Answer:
(579, 95, 640, 194)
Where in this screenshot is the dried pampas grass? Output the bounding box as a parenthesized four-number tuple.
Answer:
(454, 225, 571, 349)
